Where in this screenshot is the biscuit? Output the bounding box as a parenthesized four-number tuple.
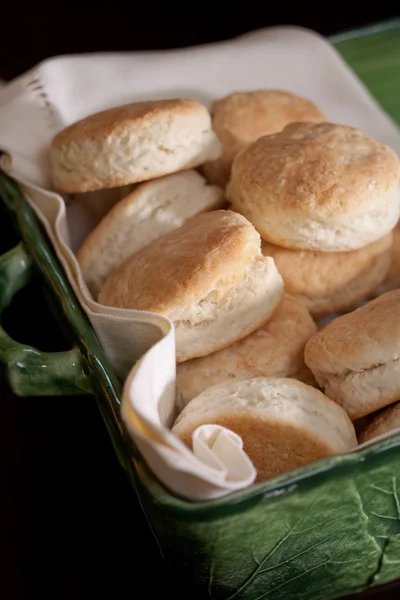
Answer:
(202, 90, 324, 187)
(50, 99, 222, 193)
(76, 170, 224, 298)
(358, 402, 400, 443)
(305, 290, 400, 420)
(228, 122, 400, 251)
(381, 221, 400, 292)
(99, 210, 283, 362)
(176, 294, 317, 408)
(172, 377, 357, 483)
(262, 234, 393, 316)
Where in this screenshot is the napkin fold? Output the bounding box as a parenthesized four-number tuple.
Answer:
(0, 26, 399, 500)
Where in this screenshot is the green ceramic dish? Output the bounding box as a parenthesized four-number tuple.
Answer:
(1, 20, 400, 600)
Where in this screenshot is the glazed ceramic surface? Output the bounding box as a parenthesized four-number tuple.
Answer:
(1, 21, 400, 600)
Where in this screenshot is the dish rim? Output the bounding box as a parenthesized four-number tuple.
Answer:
(1, 19, 400, 518)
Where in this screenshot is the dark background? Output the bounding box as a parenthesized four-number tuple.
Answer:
(1, 4, 400, 599)
(0, 4, 399, 80)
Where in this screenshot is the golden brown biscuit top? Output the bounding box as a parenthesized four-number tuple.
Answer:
(52, 99, 203, 147)
(305, 289, 400, 375)
(262, 234, 393, 296)
(212, 90, 324, 147)
(230, 122, 400, 218)
(99, 210, 260, 313)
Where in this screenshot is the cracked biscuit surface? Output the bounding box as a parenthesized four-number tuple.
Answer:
(228, 122, 400, 251)
(99, 210, 283, 362)
(176, 294, 317, 408)
(305, 290, 400, 420)
(76, 170, 225, 298)
(50, 99, 222, 193)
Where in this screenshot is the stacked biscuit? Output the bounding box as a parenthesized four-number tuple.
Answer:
(201, 90, 325, 187)
(304, 290, 400, 446)
(379, 220, 400, 292)
(51, 99, 225, 298)
(49, 90, 400, 487)
(226, 121, 399, 318)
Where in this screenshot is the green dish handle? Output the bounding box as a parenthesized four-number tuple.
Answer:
(0, 243, 94, 397)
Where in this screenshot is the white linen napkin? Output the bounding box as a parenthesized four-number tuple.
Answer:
(0, 26, 399, 501)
